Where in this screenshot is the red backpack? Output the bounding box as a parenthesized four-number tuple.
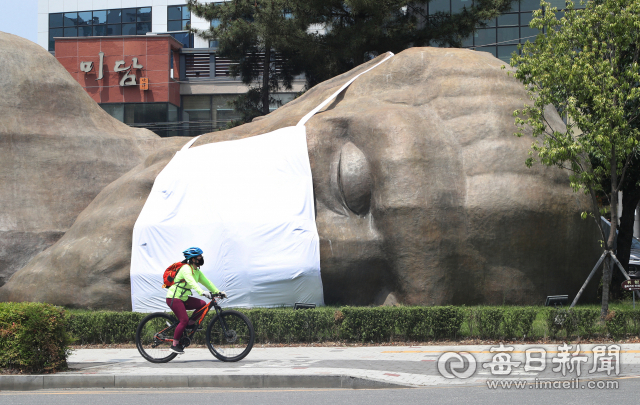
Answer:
(162, 262, 186, 288)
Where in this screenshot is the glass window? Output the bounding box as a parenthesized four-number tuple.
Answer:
(168, 6, 183, 20)
(429, 0, 450, 14)
(137, 8, 152, 22)
(123, 8, 137, 23)
(122, 23, 137, 35)
(107, 24, 121, 35)
(100, 104, 125, 122)
(451, 0, 471, 13)
(168, 20, 183, 31)
(107, 9, 121, 24)
(63, 27, 78, 37)
(478, 47, 497, 57)
(521, 0, 541, 12)
(78, 25, 92, 36)
(211, 19, 220, 28)
(474, 28, 496, 46)
(497, 13, 518, 26)
(137, 22, 152, 35)
(123, 103, 168, 125)
(520, 12, 534, 26)
(63, 12, 78, 27)
(497, 45, 519, 62)
(182, 6, 190, 19)
(171, 32, 193, 48)
(77, 11, 92, 25)
(461, 35, 473, 47)
(50, 13, 63, 28)
(168, 104, 178, 122)
(509, 0, 519, 12)
(497, 27, 519, 44)
(548, 0, 566, 8)
(49, 28, 63, 51)
(93, 25, 107, 36)
(93, 10, 107, 24)
(521, 26, 541, 41)
(483, 18, 497, 28)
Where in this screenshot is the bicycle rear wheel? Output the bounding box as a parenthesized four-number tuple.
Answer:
(206, 310, 255, 362)
(136, 312, 179, 363)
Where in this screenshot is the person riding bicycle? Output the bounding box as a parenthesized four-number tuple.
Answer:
(166, 247, 226, 354)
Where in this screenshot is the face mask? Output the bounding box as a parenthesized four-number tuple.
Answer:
(196, 257, 204, 266)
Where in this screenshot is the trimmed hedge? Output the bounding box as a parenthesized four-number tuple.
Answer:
(59, 306, 640, 345)
(0, 302, 72, 373)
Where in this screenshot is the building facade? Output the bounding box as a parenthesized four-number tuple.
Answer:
(38, 0, 583, 137)
(38, 0, 303, 137)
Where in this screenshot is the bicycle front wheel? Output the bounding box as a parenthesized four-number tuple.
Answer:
(206, 310, 255, 362)
(136, 312, 179, 363)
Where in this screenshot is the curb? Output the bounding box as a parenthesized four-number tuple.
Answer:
(0, 374, 410, 391)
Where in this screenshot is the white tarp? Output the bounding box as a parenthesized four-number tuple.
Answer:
(130, 52, 394, 312)
(130, 127, 323, 312)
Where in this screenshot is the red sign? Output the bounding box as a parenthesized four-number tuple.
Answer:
(140, 77, 149, 91)
(622, 279, 640, 291)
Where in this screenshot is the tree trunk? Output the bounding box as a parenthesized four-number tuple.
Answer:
(602, 148, 619, 320)
(261, 43, 271, 116)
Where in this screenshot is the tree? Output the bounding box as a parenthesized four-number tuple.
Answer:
(297, 0, 516, 87)
(188, 0, 311, 121)
(188, 0, 516, 124)
(508, 0, 640, 319)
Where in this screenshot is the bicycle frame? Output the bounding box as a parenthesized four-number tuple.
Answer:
(153, 298, 226, 345)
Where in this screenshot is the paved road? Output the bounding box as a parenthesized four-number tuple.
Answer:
(3, 343, 640, 391)
(2, 380, 640, 405)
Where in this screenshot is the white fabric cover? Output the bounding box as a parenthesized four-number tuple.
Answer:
(130, 52, 395, 312)
(130, 127, 323, 312)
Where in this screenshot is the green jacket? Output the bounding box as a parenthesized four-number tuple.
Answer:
(166, 264, 219, 301)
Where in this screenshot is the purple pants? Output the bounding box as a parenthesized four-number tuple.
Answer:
(166, 297, 206, 340)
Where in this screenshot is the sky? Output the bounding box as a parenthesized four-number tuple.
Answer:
(0, 0, 38, 44)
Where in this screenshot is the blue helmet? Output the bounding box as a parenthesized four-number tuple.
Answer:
(183, 247, 203, 259)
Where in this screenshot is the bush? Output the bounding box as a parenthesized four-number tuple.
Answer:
(0, 302, 72, 373)
(59, 304, 640, 346)
(339, 307, 398, 342)
(605, 310, 627, 338)
(242, 307, 337, 343)
(502, 307, 537, 339)
(574, 308, 599, 338)
(474, 307, 504, 339)
(67, 311, 145, 344)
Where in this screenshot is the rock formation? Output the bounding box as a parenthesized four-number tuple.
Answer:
(0, 46, 601, 309)
(0, 32, 163, 287)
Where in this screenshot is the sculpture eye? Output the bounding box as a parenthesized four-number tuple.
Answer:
(338, 142, 372, 215)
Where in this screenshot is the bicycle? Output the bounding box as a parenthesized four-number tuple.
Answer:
(135, 292, 255, 363)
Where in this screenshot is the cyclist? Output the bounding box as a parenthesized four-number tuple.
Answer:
(166, 247, 226, 354)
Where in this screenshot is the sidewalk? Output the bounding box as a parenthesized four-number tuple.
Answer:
(3, 343, 640, 390)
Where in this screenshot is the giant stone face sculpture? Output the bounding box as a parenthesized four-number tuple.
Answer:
(0, 47, 601, 309)
(0, 32, 168, 288)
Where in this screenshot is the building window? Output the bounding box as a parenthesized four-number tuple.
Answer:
(449, 0, 588, 62)
(168, 5, 191, 31)
(167, 5, 193, 48)
(100, 103, 178, 138)
(49, 8, 152, 51)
